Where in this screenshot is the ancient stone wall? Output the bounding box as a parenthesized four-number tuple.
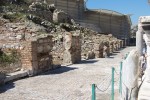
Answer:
(21, 35, 53, 75)
(0, 35, 53, 75)
(81, 31, 95, 59)
(52, 34, 64, 68)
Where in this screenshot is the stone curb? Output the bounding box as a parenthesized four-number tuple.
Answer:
(4, 70, 28, 83)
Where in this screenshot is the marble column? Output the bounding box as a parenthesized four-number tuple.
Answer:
(136, 30, 143, 56)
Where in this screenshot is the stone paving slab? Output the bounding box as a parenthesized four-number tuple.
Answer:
(0, 46, 135, 100)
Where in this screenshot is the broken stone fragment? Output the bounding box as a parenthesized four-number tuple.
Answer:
(16, 34, 23, 40)
(87, 51, 95, 59)
(53, 9, 70, 24)
(9, 36, 16, 40)
(15, 45, 19, 49)
(32, 34, 36, 37)
(19, 46, 24, 50)
(38, 46, 43, 53)
(29, 2, 50, 11)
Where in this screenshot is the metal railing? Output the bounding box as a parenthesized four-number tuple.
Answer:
(91, 53, 130, 100)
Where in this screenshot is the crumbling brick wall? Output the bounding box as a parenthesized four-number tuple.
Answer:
(21, 35, 53, 75)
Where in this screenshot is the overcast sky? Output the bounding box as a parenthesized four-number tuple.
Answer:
(86, 0, 150, 25)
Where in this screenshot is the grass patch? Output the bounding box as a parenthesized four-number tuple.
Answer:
(0, 50, 21, 67)
(3, 12, 25, 22)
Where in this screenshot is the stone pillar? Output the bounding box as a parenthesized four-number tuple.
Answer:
(120, 40, 123, 48)
(103, 42, 109, 58)
(119, 40, 123, 48)
(63, 32, 81, 65)
(136, 30, 143, 56)
(94, 42, 104, 58)
(113, 41, 117, 51)
(37, 36, 53, 72)
(21, 41, 38, 75)
(109, 41, 114, 54)
(116, 42, 118, 50)
(21, 35, 53, 75)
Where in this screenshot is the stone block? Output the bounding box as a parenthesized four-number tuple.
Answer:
(53, 10, 69, 23)
(87, 51, 95, 59)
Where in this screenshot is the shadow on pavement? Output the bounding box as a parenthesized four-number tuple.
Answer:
(113, 51, 120, 53)
(0, 82, 15, 93)
(108, 56, 114, 59)
(42, 66, 78, 75)
(78, 59, 98, 64)
(41, 59, 98, 75)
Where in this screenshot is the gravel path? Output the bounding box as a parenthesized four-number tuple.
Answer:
(0, 46, 135, 100)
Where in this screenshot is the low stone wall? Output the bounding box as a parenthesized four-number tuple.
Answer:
(82, 33, 124, 59)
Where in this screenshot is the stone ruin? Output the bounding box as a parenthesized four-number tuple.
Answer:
(81, 30, 124, 59)
(63, 32, 81, 65)
(21, 35, 53, 75)
(0, 2, 125, 77)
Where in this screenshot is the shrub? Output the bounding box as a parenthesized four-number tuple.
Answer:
(0, 50, 21, 67)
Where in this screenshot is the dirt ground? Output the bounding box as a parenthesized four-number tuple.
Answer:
(0, 46, 135, 100)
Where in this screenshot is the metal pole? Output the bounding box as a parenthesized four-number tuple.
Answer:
(111, 67, 115, 100)
(125, 53, 128, 59)
(92, 84, 96, 100)
(119, 62, 123, 94)
(124, 53, 128, 59)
